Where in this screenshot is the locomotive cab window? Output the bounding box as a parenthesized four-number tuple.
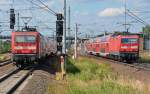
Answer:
(121, 38, 138, 44)
(15, 35, 36, 43)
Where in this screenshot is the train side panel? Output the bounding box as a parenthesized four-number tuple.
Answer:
(109, 35, 121, 56)
(98, 36, 110, 56)
(85, 40, 93, 54)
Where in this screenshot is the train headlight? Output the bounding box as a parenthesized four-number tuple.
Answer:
(121, 46, 128, 49)
(15, 46, 23, 50)
(27, 46, 36, 50)
(131, 46, 138, 49)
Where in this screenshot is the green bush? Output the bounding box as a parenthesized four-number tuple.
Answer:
(0, 41, 11, 53)
(67, 57, 111, 81)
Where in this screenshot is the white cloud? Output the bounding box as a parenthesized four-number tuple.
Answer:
(98, 8, 124, 17)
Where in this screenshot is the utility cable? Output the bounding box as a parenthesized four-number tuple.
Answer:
(26, 0, 56, 16)
(131, 10, 150, 13)
(126, 9, 149, 26)
(127, 9, 149, 25)
(37, 0, 57, 16)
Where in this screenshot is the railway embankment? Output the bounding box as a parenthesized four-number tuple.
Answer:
(46, 56, 150, 94)
(6, 54, 149, 94)
(0, 53, 10, 62)
(140, 51, 150, 63)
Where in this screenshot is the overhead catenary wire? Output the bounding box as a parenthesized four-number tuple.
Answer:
(29, 10, 56, 32)
(131, 10, 150, 13)
(127, 13, 148, 26)
(37, 0, 57, 16)
(15, 7, 46, 11)
(25, 0, 56, 35)
(127, 9, 149, 25)
(38, 20, 56, 32)
(126, 9, 149, 26)
(26, 0, 56, 16)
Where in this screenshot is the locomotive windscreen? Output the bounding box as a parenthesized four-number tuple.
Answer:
(15, 35, 36, 43)
(121, 38, 138, 44)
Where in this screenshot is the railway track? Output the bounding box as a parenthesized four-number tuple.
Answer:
(122, 62, 150, 71)
(0, 60, 12, 67)
(0, 66, 35, 94)
(87, 55, 150, 72)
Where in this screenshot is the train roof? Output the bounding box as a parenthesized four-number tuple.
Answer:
(21, 27, 37, 32)
(13, 27, 41, 34)
(96, 32, 142, 38)
(89, 33, 140, 42)
(12, 31, 44, 37)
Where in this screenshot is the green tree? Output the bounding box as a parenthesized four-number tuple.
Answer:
(143, 25, 150, 37)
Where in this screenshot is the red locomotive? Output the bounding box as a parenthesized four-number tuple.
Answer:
(85, 33, 140, 62)
(11, 28, 57, 67)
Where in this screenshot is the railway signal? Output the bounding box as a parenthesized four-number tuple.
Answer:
(10, 9, 16, 29)
(56, 20, 63, 42)
(57, 45, 62, 53)
(56, 13, 63, 54)
(57, 13, 63, 20)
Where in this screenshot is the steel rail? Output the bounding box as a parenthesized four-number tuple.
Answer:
(0, 60, 12, 67)
(86, 54, 150, 72)
(0, 68, 20, 83)
(7, 68, 34, 94)
(0, 65, 37, 94)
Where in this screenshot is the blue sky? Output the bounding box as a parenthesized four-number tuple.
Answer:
(0, 0, 150, 37)
(69, 0, 150, 36)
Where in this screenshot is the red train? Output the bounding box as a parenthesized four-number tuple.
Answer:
(11, 28, 57, 67)
(85, 34, 140, 62)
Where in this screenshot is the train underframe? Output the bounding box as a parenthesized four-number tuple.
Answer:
(88, 51, 139, 63)
(108, 52, 139, 62)
(120, 52, 139, 61)
(12, 54, 40, 68)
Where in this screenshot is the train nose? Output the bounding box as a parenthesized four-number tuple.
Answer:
(14, 46, 37, 54)
(120, 45, 138, 52)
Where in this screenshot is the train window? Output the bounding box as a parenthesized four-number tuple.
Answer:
(130, 39, 138, 43)
(15, 35, 36, 43)
(122, 38, 128, 43)
(121, 38, 138, 44)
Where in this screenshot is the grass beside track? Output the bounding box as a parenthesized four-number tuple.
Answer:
(0, 53, 10, 62)
(140, 51, 150, 63)
(47, 56, 150, 94)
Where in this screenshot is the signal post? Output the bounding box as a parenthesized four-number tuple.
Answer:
(55, 13, 66, 80)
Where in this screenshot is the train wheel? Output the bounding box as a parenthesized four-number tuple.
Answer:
(114, 56, 118, 60)
(16, 64, 23, 69)
(96, 53, 99, 56)
(109, 55, 113, 59)
(122, 60, 126, 63)
(118, 56, 122, 62)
